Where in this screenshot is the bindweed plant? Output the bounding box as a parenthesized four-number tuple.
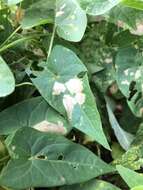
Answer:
(0, 0, 143, 189)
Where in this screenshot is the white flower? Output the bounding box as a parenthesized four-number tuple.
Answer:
(33, 120, 66, 134)
(63, 94, 76, 120)
(52, 82, 66, 95)
(75, 93, 85, 105)
(65, 78, 83, 94)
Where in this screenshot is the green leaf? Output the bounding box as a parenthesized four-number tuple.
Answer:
(117, 165, 143, 188)
(111, 142, 125, 160)
(115, 47, 143, 117)
(56, 0, 87, 42)
(79, 0, 120, 15)
(21, 0, 55, 28)
(113, 124, 143, 170)
(0, 127, 114, 189)
(60, 179, 121, 190)
(131, 186, 143, 190)
(6, 0, 23, 5)
(29, 45, 110, 150)
(0, 96, 71, 135)
(0, 57, 15, 97)
(0, 16, 13, 45)
(105, 96, 134, 150)
(21, 0, 87, 42)
(122, 0, 143, 10)
(109, 5, 143, 29)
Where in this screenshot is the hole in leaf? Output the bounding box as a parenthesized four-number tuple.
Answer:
(134, 92, 142, 104)
(69, 163, 79, 169)
(58, 154, 64, 160)
(128, 81, 137, 101)
(29, 73, 37, 79)
(129, 81, 136, 91)
(77, 71, 86, 78)
(73, 165, 78, 169)
(36, 155, 47, 160)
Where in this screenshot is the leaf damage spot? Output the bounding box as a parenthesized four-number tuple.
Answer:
(75, 92, 85, 105)
(63, 95, 76, 120)
(60, 176, 66, 183)
(65, 78, 83, 94)
(36, 155, 47, 160)
(52, 82, 66, 95)
(105, 58, 113, 64)
(60, 3, 66, 10)
(130, 72, 134, 76)
(56, 11, 64, 17)
(121, 80, 130, 86)
(131, 22, 143, 36)
(135, 70, 141, 80)
(124, 69, 129, 76)
(139, 108, 143, 117)
(11, 145, 16, 151)
(63, 78, 86, 120)
(70, 15, 76, 20)
(33, 120, 67, 135)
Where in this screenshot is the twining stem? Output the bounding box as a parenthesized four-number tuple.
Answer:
(0, 36, 33, 53)
(0, 33, 49, 54)
(16, 82, 34, 87)
(0, 25, 21, 48)
(0, 155, 10, 163)
(47, 25, 56, 59)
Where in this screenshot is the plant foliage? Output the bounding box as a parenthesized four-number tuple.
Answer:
(1, 0, 143, 189)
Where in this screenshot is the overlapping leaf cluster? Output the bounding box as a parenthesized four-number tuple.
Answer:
(1, 0, 143, 189)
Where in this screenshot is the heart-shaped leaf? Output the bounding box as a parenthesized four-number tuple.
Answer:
(79, 0, 120, 15)
(29, 45, 110, 150)
(115, 47, 143, 117)
(0, 127, 115, 189)
(131, 186, 143, 190)
(109, 5, 143, 29)
(0, 96, 71, 135)
(122, 0, 143, 10)
(113, 123, 143, 170)
(6, 0, 23, 5)
(60, 179, 121, 190)
(117, 165, 143, 188)
(0, 57, 15, 97)
(105, 96, 134, 151)
(21, 0, 87, 42)
(21, 0, 55, 28)
(56, 0, 87, 42)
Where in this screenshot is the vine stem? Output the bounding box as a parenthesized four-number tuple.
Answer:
(16, 82, 34, 87)
(0, 33, 49, 53)
(47, 25, 56, 59)
(0, 25, 21, 48)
